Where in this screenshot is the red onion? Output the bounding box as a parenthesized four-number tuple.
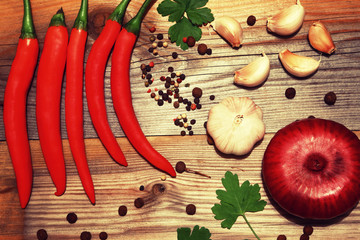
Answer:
(262, 118, 360, 219)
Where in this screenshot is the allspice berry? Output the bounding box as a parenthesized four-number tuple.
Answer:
(197, 43, 208, 55)
(192, 87, 203, 98)
(186, 36, 196, 47)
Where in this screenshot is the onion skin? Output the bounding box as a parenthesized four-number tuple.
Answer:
(262, 118, 360, 220)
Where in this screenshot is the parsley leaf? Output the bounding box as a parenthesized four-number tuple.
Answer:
(169, 17, 202, 50)
(177, 225, 212, 240)
(212, 171, 266, 240)
(157, 0, 214, 50)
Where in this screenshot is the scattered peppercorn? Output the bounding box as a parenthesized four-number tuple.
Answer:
(176, 161, 186, 173)
(186, 204, 196, 215)
(277, 235, 286, 240)
(204, 121, 207, 129)
(157, 41, 163, 47)
(168, 66, 174, 72)
(174, 101, 180, 108)
(153, 49, 159, 55)
(158, 99, 164, 106)
(192, 87, 203, 98)
(99, 232, 108, 240)
(171, 72, 176, 78)
(139, 185, 145, 191)
(324, 91, 336, 105)
(149, 26, 156, 33)
(300, 234, 309, 240)
(140, 63, 146, 70)
(190, 119, 196, 125)
(189, 131, 194, 135)
(134, 198, 145, 208)
(206, 48, 212, 55)
(172, 52, 178, 59)
(149, 35, 156, 42)
(163, 42, 168, 48)
(37, 229, 48, 240)
(181, 130, 186, 136)
(66, 212, 78, 224)
(150, 92, 156, 98)
(285, 87, 296, 99)
(80, 231, 92, 240)
(180, 74, 186, 80)
(210, 95, 215, 100)
(148, 61, 154, 68)
(303, 225, 313, 236)
(197, 43, 208, 55)
(157, 33, 164, 40)
(118, 205, 128, 216)
(186, 36, 196, 47)
(148, 47, 154, 53)
(247, 15, 256, 26)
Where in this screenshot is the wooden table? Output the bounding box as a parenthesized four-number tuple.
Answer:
(1, 0, 360, 239)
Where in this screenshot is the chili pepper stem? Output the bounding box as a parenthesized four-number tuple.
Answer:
(124, 0, 154, 36)
(73, 0, 88, 30)
(109, 0, 132, 23)
(50, 8, 66, 27)
(21, 0, 36, 39)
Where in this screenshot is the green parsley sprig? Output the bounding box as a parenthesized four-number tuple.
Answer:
(211, 171, 267, 240)
(157, 0, 214, 50)
(177, 225, 212, 240)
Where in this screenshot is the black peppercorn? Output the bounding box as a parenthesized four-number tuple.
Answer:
(192, 87, 203, 98)
(277, 235, 286, 240)
(324, 91, 336, 105)
(197, 43, 208, 55)
(206, 48, 212, 55)
(158, 99, 164, 106)
(176, 161, 186, 173)
(80, 231, 92, 240)
(303, 225, 313, 235)
(157, 33, 164, 40)
(37, 229, 48, 240)
(99, 232, 108, 240)
(186, 204, 196, 215)
(174, 101, 180, 108)
(300, 234, 309, 240)
(209, 95, 215, 100)
(285, 87, 296, 99)
(168, 66, 174, 72)
(118, 205, 128, 216)
(134, 198, 144, 208)
(247, 15, 256, 26)
(190, 119, 196, 125)
(66, 212, 78, 224)
(180, 74, 186, 80)
(181, 130, 186, 136)
(172, 52, 178, 59)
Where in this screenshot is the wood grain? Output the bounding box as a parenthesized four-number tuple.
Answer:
(1, 0, 360, 239)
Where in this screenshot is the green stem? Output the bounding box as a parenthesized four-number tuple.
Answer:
(124, 0, 154, 36)
(73, 0, 88, 30)
(242, 215, 261, 240)
(20, 0, 36, 39)
(108, 0, 132, 23)
(50, 8, 66, 27)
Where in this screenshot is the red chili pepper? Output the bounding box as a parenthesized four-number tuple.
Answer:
(3, 0, 38, 208)
(65, 0, 95, 204)
(36, 8, 68, 196)
(111, 0, 176, 177)
(85, 0, 131, 166)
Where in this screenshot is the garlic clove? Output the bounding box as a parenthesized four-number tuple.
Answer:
(234, 52, 270, 87)
(213, 16, 243, 48)
(308, 21, 336, 55)
(279, 49, 321, 78)
(267, 0, 305, 36)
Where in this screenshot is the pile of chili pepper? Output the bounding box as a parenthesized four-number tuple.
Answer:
(4, 0, 176, 208)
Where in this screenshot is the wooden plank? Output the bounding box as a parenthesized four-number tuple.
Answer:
(1, 0, 360, 141)
(1, 133, 360, 240)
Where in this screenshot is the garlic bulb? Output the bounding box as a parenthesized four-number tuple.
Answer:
(267, 0, 305, 36)
(279, 49, 321, 78)
(308, 21, 336, 55)
(213, 16, 243, 48)
(234, 52, 270, 87)
(207, 97, 265, 156)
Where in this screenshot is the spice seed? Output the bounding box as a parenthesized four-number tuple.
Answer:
(134, 198, 145, 208)
(80, 231, 92, 240)
(192, 87, 203, 98)
(198, 43, 208, 55)
(303, 225, 313, 235)
(324, 91, 336, 105)
(37, 229, 48, 240)
(181, 130, 186, 136)
(157, 33, 164, 40)
(118, 205, 128, 216)
(176, 161, 186, 173)
(277, 235, 287, 240)
(139, 185, 145, 191)
(186, 204, 196, 215)
(300, 234, 309, 240)
(206, 48, 212, 55)
(172, 52, 178, 59)
(285, 87, 296, 99)
(66, 212, 78, 224)
(99, 232, 108, 240)
(210, 95, 215, 100)
(187, 36, 196, 47)
(247, 15, 256, 26)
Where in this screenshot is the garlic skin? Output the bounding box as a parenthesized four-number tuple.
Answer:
(234, 53, 270, 87)
(207, 97, 265, 156)
(213, 16, 243, 48)
(267, 0, 305, 36)
(308, 21, 336, 55)
(279, 49, 320, 78)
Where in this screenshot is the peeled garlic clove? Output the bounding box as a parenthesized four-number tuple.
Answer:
(279, 49, 321, 78)
(267, 0, 305, 36)
(234, 53, 270, 87)
(213, 16, 243, 48)
(308, 21, 336, 55)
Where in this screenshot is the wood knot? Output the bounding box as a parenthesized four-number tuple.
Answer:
(88, 7, 113, 39)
